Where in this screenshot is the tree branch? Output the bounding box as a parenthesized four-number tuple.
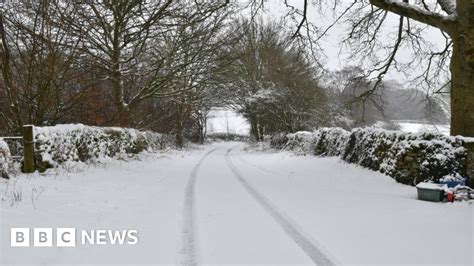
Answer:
(369, 0, 456, 33)
(292, 0, 307, 38)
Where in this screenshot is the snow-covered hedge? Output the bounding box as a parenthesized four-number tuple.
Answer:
(271, 127, 472, 185)
(342, 128, 468, 185)
(0, 138, 11, 178)
(313, 128, 350, 156)
(273, 128, 350, 156)
(34, 124, 172, 171)
(206, 132, 249, 142)
(280, 131, 316, 154)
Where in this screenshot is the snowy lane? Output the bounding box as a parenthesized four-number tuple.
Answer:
(1, 142, 472, 265)
(179, 146, 220, 266)
(195, 146, 313, 265)
(225, 146, 336, 266)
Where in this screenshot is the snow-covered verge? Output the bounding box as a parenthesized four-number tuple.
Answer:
(0, 147, 202, 265)
(34, 124, 174, 171)
(396, 120, 450, 135)
(228, 147, 473, 265)
(271, 127, 472, 186)
(0, 139, 11, 178)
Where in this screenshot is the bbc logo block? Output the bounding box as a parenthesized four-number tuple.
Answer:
(10, 228, 29, 247)
(10, 228, 138, 247)
(11, 228, 76, 247)
(56, 228, 76, 247)
(33, 228, 53, 247)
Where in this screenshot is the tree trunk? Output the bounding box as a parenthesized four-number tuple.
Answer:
(450, 1, 474, 137)
(176, 121, 184, 148)
(175, 99, 185, 148)
(249, 116, 263, 141)
(199, 122, 206, 144)
(111, 68, 129, 126)
(111, 40, 129, 127)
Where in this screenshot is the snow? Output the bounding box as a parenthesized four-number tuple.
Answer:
(229, 145, 472, 265)
(437, 0, 457, 15)
(0, 143, 472, 265)
(0, 138, 9, 151)
(0, 138, 11, 176)
(440, 174, 464, 182)
(34, 124, 169, 168)
(397, 121, 450, 135)
(206, 108, 250, 135)
(277, 127, 469, 186)
(416, 182, 446, 190)
(35, 123, 86, 134)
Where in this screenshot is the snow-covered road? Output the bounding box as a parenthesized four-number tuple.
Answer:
(1, 143, 472, 265)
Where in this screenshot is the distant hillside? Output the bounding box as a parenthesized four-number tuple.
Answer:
(343, 81, 450, 127)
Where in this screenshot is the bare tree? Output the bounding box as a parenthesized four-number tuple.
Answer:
(149, 3, 232, 146)
(0, 0, 82, 132)
(221, 19, 328, 140)
(0, 11, 22, 131)
(253, 0, 473, 137)
(57, 0, 230, 126)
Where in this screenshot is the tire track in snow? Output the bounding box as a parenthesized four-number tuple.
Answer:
(225, 146, 337, 266)
(234, 153, 282, 176)
(178, 147, 220, 266)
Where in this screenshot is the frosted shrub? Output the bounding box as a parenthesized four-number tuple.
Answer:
(274, 128, 349, 156)
(313, 128, 350, 156)
(0, 139, 11, 178)
(285, 131, 317, 155)
(269, 133, 288, 150)
(34, 124, 171, 171)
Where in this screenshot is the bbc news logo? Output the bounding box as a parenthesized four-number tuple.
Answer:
(11, 228, 139, 247)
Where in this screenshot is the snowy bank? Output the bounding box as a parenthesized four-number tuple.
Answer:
(34, 124, 173, 171)
(271, 127, 473, 186)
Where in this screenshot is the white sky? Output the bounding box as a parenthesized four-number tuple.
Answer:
(207, 108, 250, 135)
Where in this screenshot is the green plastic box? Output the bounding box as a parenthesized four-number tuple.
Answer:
(417, 187, 445, 202)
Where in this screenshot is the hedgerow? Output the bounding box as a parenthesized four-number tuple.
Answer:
(271, 127, 471, 185)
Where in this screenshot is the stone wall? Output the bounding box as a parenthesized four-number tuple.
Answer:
(271, 128, 472, 187)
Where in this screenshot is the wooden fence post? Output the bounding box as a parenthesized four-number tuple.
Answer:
(22, 125, 35, 173)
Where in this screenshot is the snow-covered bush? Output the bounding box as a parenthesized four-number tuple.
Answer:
(342, 128, 467, 185)
(34, 124, 172, 170)
(271, 127, 472, 186)
(283, 131, 317, 155)
(0, 138, 11, 178)
(312, 128, 350, 156)
(272, 128, 349, 156)
(269, 133, 288, 150)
